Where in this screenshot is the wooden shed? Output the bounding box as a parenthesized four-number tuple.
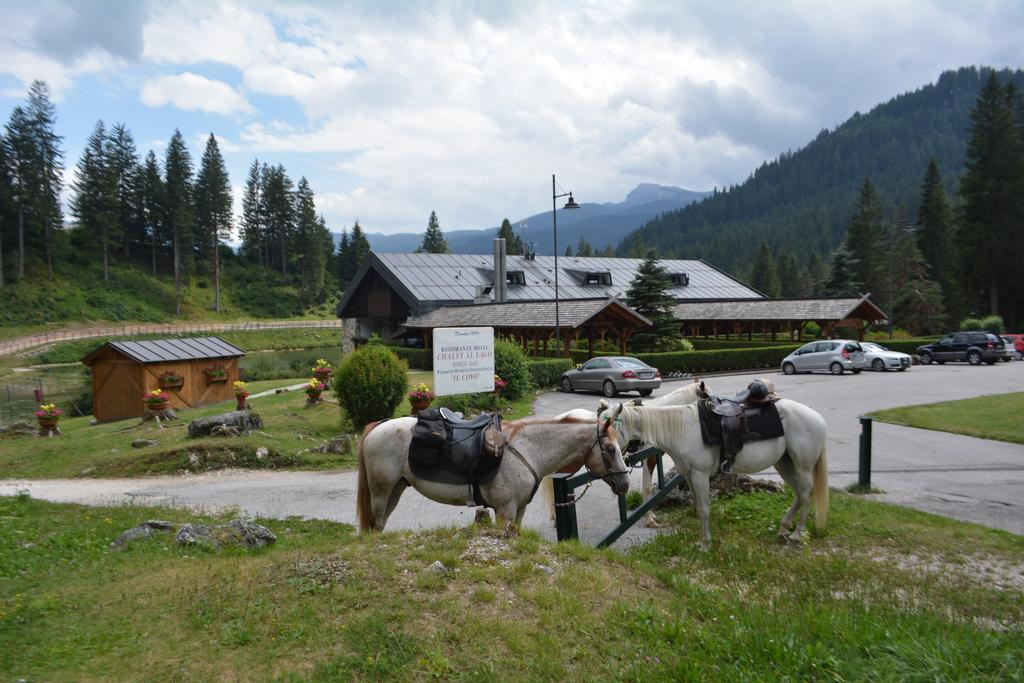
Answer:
(82, 337, 245, 422)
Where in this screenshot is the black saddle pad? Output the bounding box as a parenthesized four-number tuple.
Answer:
(408, 408, 503, 486)
(697, 400, 784, 456)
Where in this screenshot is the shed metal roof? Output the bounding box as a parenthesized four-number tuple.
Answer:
(82, 336, 246, 365)
(338, 252, 762, 317)
(401, 298, 652, 330)
(671, 296, 887, 322)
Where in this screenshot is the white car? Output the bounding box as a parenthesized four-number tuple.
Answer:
(858, 342, 912, 372)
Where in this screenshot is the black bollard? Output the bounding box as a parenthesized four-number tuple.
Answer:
(858, 415, 873, 489)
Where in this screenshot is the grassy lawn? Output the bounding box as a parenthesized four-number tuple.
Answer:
(1, 492, 1021, 680)
(872, 392, 1024, 445)
(0, 373, 536, 479)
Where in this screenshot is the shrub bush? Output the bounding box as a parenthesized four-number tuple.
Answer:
(527, 358, 573, 388)
(980, 315, 1004, 334)
(393, 347, 432, 370)
(687, 338, 795, 350)
(960, 317, 983, 331)
(633, 345, 801, 374)
(334, 343, 408, 429)
(494, 338, 530, 400)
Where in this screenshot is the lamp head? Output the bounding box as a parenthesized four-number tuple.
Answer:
(563, 193, 580, 210)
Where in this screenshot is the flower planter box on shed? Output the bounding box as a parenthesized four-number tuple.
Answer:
(82, 337, 246, 423)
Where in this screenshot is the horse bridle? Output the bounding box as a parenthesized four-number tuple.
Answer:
(593, 420, 629, 483)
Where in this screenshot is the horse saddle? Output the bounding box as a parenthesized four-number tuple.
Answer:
(698, 383, 784, 465)
(408, 407, 506, 505)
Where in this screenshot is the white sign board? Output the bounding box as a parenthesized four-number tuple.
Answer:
(432, 327, 495, 396)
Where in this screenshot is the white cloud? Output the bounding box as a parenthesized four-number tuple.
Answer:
(140, 72, 251, 115)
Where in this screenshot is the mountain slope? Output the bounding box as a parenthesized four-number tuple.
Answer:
(347, 184, 710, 255)
(619, 67, 1024, 271)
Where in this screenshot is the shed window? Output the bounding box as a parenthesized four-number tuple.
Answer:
(583, 271, 612, 285)
(670, 273, 689, 286)
(506, 270, 526, 286)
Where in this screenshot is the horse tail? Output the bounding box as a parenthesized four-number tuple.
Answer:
(356, 421, 381, 532)
(812, 441, 829, 530)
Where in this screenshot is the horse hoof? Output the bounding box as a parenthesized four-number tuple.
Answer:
(643, 515, 661, 529)
(785, 533, 804, 546)
(695, 541, 710, 552)
(776, 532, 790, 544)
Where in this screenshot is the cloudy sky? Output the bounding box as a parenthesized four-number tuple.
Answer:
(1, 0, 1022, 238)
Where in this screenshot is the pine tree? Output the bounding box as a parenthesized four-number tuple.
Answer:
(806, 252, 827, 296)
(140, 150, 165, 277)
(164, 129, 194, 316)
(4, 106, 35, 280)
(336, 227, 352, 289)
(576, 236, 593, 257)
(294, 177, 329, 305)
(822, 244, 862, 297)
(600, 244, 615, 258)
(845, 177, 886, 299)
(339, 221, 370, 290)
(194, 134, 233, 312)
(915, 159, 958, 320)
(496, 218, 522, 255)
(25, 81, 63, 279)
(750, 241, 781, 297)
(239, 159, 264, 265)
(564, 244, 573, 257)
(776, 251, 802, 297)
(420, 210, 448, 253)
(893, 237, 947, 335)
(959, 71, 1024, 325)
(107, 123, 141, 259)
(262, 165, 295, 277)
(0, 134, 10, 288)
(71, 121, 119, 284)
(625, 250, 680, 351)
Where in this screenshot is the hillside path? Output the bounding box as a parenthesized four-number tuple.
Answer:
(0, 320, 343, 356)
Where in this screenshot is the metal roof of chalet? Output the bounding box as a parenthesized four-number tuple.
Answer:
(671, 295, 887, 322)
(338, 252, 762, 317)
(401, 298, 652, 331)
(82, 336, 246, 365)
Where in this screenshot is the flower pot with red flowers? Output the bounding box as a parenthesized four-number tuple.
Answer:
(35, 403, 64, 434)
(408, 383, 435, 413)
(492, 375, 508, 396)
(233, 380, 251, 410)
(158, 370, 184, 389)
(143, 389, 172, 412)
(204, 367, 229, 384)
(312, 358, 333, 382)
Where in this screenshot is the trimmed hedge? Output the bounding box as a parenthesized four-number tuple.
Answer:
(632, 345, 801, 375)
(392, 347, 432, 370)
(527, 358, 574, 388)
(866, 338, 940, 354)
(688, 338, 798, 350)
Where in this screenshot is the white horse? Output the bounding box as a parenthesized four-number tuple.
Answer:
(357, 415, 630, 532)
(607, 399, 829, 549)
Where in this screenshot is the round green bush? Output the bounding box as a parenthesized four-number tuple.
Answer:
(494, 338, 530, 401)
(334, 343, 408, 429)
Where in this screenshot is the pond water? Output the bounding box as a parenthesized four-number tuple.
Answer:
(0, 346, 343, 426)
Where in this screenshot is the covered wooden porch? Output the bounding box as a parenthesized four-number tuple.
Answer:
(397, 298, 652, 357)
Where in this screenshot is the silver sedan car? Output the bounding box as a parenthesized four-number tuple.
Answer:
(858, 342, 912, 372)
(560, 356, 661, 397)
(781, 340, 865, 375)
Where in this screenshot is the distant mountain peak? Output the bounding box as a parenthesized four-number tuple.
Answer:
(625, 183, 702, 205)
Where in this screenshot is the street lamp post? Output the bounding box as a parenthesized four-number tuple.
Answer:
(552, 174, 579, 356)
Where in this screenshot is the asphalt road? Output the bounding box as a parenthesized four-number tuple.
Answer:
(3, 359, 1022, 546)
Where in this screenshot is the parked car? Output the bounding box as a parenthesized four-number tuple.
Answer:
(560, 356, 661, 397)
(780, 340, 865, 375)
(916, 332, 1006, 365)
(1001, 334, 1023, 361)
(858, 342, 912, 372)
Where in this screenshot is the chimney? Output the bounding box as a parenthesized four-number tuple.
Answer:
(493, 238, 507, 302)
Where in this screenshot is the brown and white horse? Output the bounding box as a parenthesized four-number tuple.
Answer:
(357, 415, 630, 532)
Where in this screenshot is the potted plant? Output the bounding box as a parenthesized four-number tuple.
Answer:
(233, 380, 250, 410)
(305, 378, 327, 402)
(312, 358, 333, 381)
(35, 403, 64, 431)
(158, 370, 184, 389)
(408, 382, 435, 412)
(204, 366, 229, 384)
(143, 389, 171, 412)
(493, 375, 508, 395)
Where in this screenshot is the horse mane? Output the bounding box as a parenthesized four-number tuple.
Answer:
(619, 404, 689, 452)
(503, 414, 595, 441)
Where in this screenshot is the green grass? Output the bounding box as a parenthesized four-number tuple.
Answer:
(873, 392, 1024, 445)
(1, 492, 1020, 681)
(0, 373, 536, 479)
(0, 379, 350, 478)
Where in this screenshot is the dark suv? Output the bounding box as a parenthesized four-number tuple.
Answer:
(917, 332, 1006, 365)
